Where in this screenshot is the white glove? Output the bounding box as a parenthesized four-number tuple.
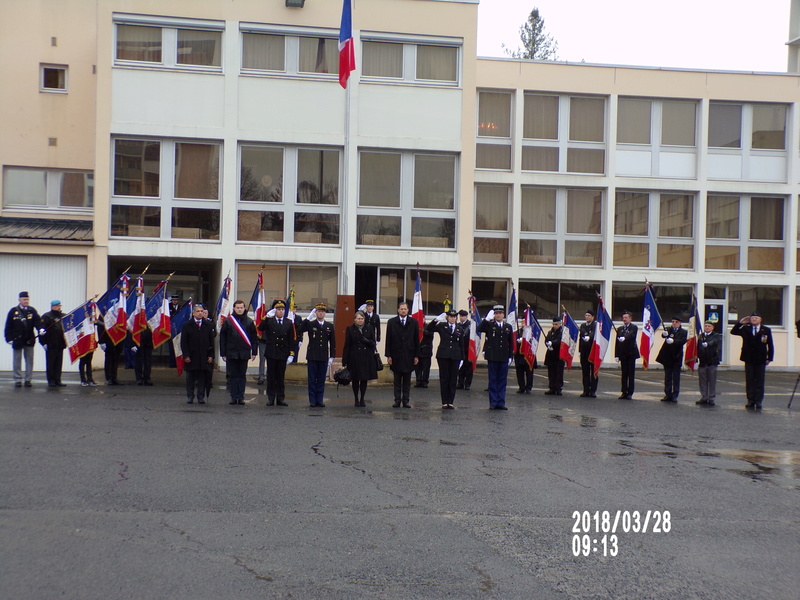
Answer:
(39, 328, 46, 336)
(458, 360, 463, 370)
(701, 342, 708, 348)
(266, 308, 276, 318)
(615, 357, 620, 362)
(43, 344, 48, 351)
(508, 357, 513, 365)
(484, 310, 495, 321)
(665, 338, 674, 344)
(582, 335, 590, 342)
(307, 308, 316, 320)
(546, 341, 553, 350)
(661, 331, 669, 338)
(100, 343, 107, 351)
(617, 336, 625, 342)
(435, 312, 447, 323)
(131, 346, 138, 353)
(286, 356, 294, 365)
(327, 358, 333, 367)
(358, 303, 367, 311)
(517, 338, 523, 344)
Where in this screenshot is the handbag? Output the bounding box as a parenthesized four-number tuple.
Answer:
(333, 367, 352, 385)
(374, 353, 384, 371)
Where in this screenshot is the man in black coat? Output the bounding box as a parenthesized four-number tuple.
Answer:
(614, 310, 640, 399)
(181, 304, 216, 404)
(384, 302, 420, 408)
(655, 316, 688, 403)
(696, 320, 722, 406)
(456, 310, 473, 390)
(259, 300, 298, 406)
(415, 323, 434, 388)
(578, 310, 597, 398)
(5, 291, 41, 388)
(427, 310, 462, 408)
(478, 304, 515, 409)
(543, 315, 564, 396)
(220, 300, 258, 405)
(297, 302, 336, 407)
(731, 311, 774, 410)
(133, 326, 154, 386)
(40, 300, 67, 387)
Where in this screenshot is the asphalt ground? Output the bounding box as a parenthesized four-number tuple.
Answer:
(1, 365, 798, 600)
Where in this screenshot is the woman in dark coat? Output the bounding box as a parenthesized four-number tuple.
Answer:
(341, 310, 378, 407)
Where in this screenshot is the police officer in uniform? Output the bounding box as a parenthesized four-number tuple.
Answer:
(363, 300, 381, 343)
(5, 291, 41, 387)
(427, 310, 463, 409)
(456, 310, 473, 390)
(40, 300, 67, 387)
(614, 310, 640, 399)
(655, 316, 687, 403)
(478, 305, 514, 409)
(544, 316, 565, 396)
(298, 302, 335, 407)
(578, 310, 598, 398)
(259, 300, 298, 406)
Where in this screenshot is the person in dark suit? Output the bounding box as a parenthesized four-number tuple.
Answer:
(614, 310, 640, 399)
(696, 320, 722, 406)
(478, 304, 515, 409)
(258, 300, 298, 406)
(731, 311, 774, 410)
(298, 302, 335, 407)
(181, 304, 216, 404)
(543, 315, 564, 396)
(655, 316, 688, 403)
(96, 321, 123, 386)
(40, 300, 67, 387)
(456, 310, 473, 390)
(5, 291, 41, 388)
(415, 322, 434, 388)
(514, 325, 534, 394)
(578, 310, 597, 398)
(363, 300, 381, 343)
(133, 326, 154, 386)
(427, 310, 463, 409)
(220, 300, 258, 406)
(384, 302, 420, 408)
(342, 310, 379, 407)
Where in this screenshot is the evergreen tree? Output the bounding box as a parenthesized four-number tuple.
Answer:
(502, 8, 558, 61)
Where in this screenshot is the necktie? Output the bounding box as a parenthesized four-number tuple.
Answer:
(277, 319, 282, 325)
(752, 326, 757, 335)
(450, 325, 454, 333)
(196, 319, 201, 327)
(401, 319, 405, 326)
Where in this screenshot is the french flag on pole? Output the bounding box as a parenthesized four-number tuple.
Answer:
(590, 294, 614, 378)
(64, 301, 98, 363)
(171, 300, 193, 376)
(96, 274, 128, 346)
(215, 275, 232, 332)
(468, 294, 482, 368)
(338, 0, 356, 88)
(639, 283, 662, 369)
(250, 273, 266, 337)
(127, 276, 147, 346)
(146, 281, 171, 349)
(411, 264, 425, 340)
(520, 308, 541, 371)
(559, 309, 579, 369)
(506, 287, 518, 354)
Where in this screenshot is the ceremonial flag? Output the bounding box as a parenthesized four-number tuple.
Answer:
(63, 301, 98, 363)
(684, 293, 702, 371)
(560, 308, 579, 369)
(590, 294, 614, 378)
(338, 0, 356, 88)
(639, 283, 663, 369)
(507, 287, 518, 353)
(250, 273, 266, 338)
(520, 308, 542, 371)
(287, 287, 297, 337)
(146, 281, 171, 349)
(411, 265, 424, 341)
(96, 274, 129, 345)
(126, 276, 147, 345)
(467, 294, 482, 368)
(443, 295, 452, 315)
(171, 300, 192, 375)
(214, 275, 232, 332)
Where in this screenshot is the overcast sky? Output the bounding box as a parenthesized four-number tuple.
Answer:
(476, 0, 792, 73)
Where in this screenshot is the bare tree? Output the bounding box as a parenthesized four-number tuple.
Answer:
(502, 8, 558, 61)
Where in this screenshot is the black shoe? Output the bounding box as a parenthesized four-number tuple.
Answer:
(56, 382, 67, 387)
(755, 404, 762, 410)
(706, 401, 716, 406)
(267, 399, 275, 406)
(24, 381, 32, 387)
(277, 401, 288, 406)
(317, 403, 325, 408)
(696, 399, 708, 405)
(517, 389, 526, 394)
(198, 399, 205, 404)
(556, 391, 562, 396)
(588, 394, 596, 398)
(745, 403, 755, 409)
(463, 386, 470, 390)
(544, 390, 556, 395)
(456, 384, 464, 390)
(661, 397, 676, 403)
(392, 401, 401, 408)
(619, 394, 630, 399)
(414, 383, 424, 388)
(15, 381, 22, 388)
(579, 392, 588, 397)
(137, 380, 144, 386)
(229, 400, 238, 405)
(144, 381, 153, 386)
(525, 390, 532, 394)
(187, 398, 194, 404)
(402, 402, 410, 408)
(496, 406, 508, 410)
(257, 379, 265, 385)
(238, 400, 245, 405)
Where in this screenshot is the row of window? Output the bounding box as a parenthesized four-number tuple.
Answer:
(477, 92, 790, 174)
(115, 22, 459, 84)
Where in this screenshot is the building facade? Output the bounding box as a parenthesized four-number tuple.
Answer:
(1, 0, 798, 371)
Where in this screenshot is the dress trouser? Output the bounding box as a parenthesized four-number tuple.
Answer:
(547, 361, 564, 392)
(227, 358, 248, 402)
(487, 360, 510, 407)
(620, 358, 636, 396)
(515, 362, 533, 391)
(392, 370, 412, 403)
(257, 341, 267, 380)
(134, 346, 152, 382)
(698, 365, 717, 401)
(664, 363, 681, 398)
(580, 357, 598, 394)
(437, 358, 459, 405)
(45, 348, 64, 384)
(415, 357, 431, 384)
(79, 352, 94, 382)
(104, 344, 122, 382)
(186, 369, 207, 400)
(307, 360, 327, 405)
(266, 357, 287, 401)
(12, 346, 34, 383)
(744, 362, 766, 406)
(457, 361, 473, 388)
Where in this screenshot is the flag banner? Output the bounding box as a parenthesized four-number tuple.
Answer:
(287, 287, 297, 338)
(411, 266, 424, 341)
(468, 294, 482, 368)
(250, 273, 266, 338)
(684, 293, 702, 371)
(96, 274, 129, 345)
(171, 300, 193, 375)
(126, 276, 147, 345)
(215, 275, 232, 332)
(590, 294, 614, 378)
(521, 308, 542, 371)
(338, 0, 356, 88)
(507, 287, 518, 354)
(640, 283, 663, 369)
(63, 301, 98, 363)
(560, 309, 579, 369)
(229, 315, 253, 349)
(443, 295, 452, 315)
(146, 281, 171, 349)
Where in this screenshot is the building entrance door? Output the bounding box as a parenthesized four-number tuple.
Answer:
(704, 300, 725, 365)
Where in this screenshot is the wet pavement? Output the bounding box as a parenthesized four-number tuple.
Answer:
(1, 366, 798, 599)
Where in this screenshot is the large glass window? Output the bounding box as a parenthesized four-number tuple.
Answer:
(414, 155, 454, 209)
(518, 280, 601, 321)
(238, 211, 283, 242)
(172, 207, 219, 240)
(706, 195, 739, 238)
(298, 37, 339, 74)
(611, 284, 693, 323)
(750, 197, 784, 240)
(236, 263, 338, 314)
(359, 153, 401, 207)
(659, 194, 693, 237)
(242, 33, 285, 71)
(114, 140, 160, 197)
(523, 95, 558, 140)
(729, 285, 783, 325)
(615, 192, 648, 236)
(661, 101, 696, 147)
(174, 143, 219, 200)
(360, 39, 459, 84)
(617, 98, 651, 144)
(373, 267, 453, 316)
(362, 41, 403, 78)
(416, 45, 457, 82)
(751, 104, 786, 150)
(478, 92, 511, 138)
(115, 23, 222, 69)
(111, 205, 160, 237)
(566, 189, 602, 234)
(297, 149, 339, 205)
(294, 212, 339, 244)
(569, 97, 605, 142)
(240, 147, 283, 203)
(177, 29, 221, 66)
(521, 187, 555, 232)
(475, 186, 508, 231)
(708, 103, 742, 148)
(3, 167, 93, 210)
(116, 25, 162, 63)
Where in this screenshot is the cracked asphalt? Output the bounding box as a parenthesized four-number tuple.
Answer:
(1, 366, 798, 599)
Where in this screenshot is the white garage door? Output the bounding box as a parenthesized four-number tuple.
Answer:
(1, 253, 87, 373)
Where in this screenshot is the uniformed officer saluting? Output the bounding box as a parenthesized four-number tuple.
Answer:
(258, 300, 298, 407)
(478, 304, 515, 409)
(297, 302, 335, 408)
(427, 310, 463, 409)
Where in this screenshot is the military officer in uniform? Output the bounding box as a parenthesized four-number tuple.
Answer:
(456, 310, 473, 390)
(655, 316, 687, 403)
(544, 315, 565, 396)
(478, 305, 514, 409)
(696, 320, 721, 406)
(731, 311, 774, 410)
(298, 302, 335, 407)
(426, 310, 463, 409)
(258, 300, 298, 406)
(40, 300, 67, 387)
(363, 299, 381, 343)
(614, 310, 640, 399)
(578, 310, 598, 398)
(5, 291, 41, 388)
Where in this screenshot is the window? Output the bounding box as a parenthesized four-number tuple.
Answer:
(237, 263, 339, 313)
(3, 167, 93, 210)
(705, 194, 785, 271)
(611, 284, 693, 323)
(362, 41, 402, 78)
(617, 98, 651, 144)
(40, 65, 67, 92)
(729, 286, 783, 326)
(708, 103, 742, 148)
(474, 185, 509, 264)
(174, 143, 219, 200)
(114, 140, 160, 197)
(416, 45, 457, 82)
(518, 280, 601, 321)
(360, 38, 460, 84)
(115, 21, 222, 70)
(357, 150, 457, 249)
(617, 98, 697, 148)
(371, 267, 453, 316)
(613, 190, 695, 269)
(242, 33, 285, 71)
(476, 91, 512, 170)
(522, 93, 606, 174)
(709, 102, 787, 151)
(662, 101, 696, 147)
(299, 37, 339, 74)
(751, 104, 786, 150)
(237, 144, 341, 244)
(520, 187, 604, 266)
